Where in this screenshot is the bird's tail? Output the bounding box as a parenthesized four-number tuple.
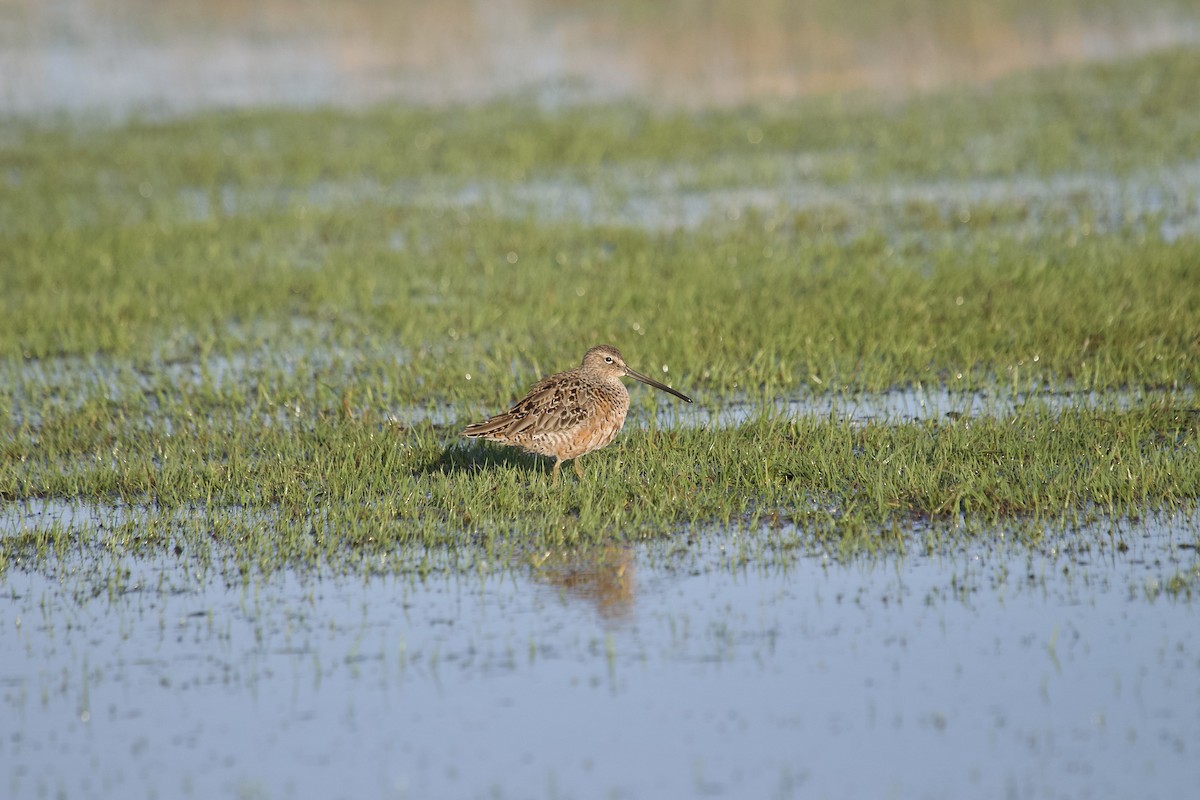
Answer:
(461, 413, 514, 438)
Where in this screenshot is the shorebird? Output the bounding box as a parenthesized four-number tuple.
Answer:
(461, 345, 693, 485)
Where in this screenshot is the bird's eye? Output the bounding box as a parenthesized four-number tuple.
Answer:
(604, 356, 614, 363)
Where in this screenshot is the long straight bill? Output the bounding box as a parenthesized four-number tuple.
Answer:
(625, 367, 693, 403)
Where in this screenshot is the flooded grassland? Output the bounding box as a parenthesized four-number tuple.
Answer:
(2, 22, 1200, 800)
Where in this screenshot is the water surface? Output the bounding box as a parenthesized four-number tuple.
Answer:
(5, 0, 1200, 115)
(3, 506, 1198, 799)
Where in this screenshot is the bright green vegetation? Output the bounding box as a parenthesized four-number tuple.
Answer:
(5, 47, 1200, 229)
(3, 401, 1199, 570)
(2, 47, 1199, 576)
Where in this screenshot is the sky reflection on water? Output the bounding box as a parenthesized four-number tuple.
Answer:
(3, 509, 1197, 799)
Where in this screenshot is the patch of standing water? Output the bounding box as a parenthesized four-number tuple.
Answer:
(7, 342, 1193, 433)
(0, 497, 125, 533)
(5, 1, 1200, 116)
(1, 324, 445, 429)
(174, 159, 1200, 241)
(648, 384, 1196, 428)
(2, 509, 1198, 799)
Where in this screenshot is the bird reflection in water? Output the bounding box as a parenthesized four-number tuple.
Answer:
(531, 545, 635, 622)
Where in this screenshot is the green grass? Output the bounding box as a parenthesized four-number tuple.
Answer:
(1, 211, 1196, 395)
(4, 46, 1199, 229)
(3, 401, 1198, 574)
(2, 47, 1199, 578)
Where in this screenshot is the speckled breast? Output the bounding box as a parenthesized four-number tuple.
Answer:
(529, 384, 630, 460)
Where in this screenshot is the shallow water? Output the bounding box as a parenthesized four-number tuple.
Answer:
(654, 385, 1197, 428)
(5, 0, 1200, 116)
(169, 158, 1200, 240)
(7, 338, 1191, 433)
(2, 507, 1198, 799)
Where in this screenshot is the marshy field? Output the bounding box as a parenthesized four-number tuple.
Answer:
(3, 1, 1200, 798)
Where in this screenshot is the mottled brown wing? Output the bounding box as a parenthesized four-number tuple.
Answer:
(462, 374, 591, 440)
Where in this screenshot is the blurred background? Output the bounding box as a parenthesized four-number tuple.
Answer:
(4, 0, 1200, 115)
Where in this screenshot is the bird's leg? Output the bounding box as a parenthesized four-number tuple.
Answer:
(573, 458, 584, 480)
(551, 459, 561, 487)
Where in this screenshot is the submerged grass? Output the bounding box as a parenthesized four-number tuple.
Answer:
(2, 214, 1198, 393)
(4, 46, 1200, 211)
(2, 47, 1200, 578)
(2, 398, 1197, 573)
